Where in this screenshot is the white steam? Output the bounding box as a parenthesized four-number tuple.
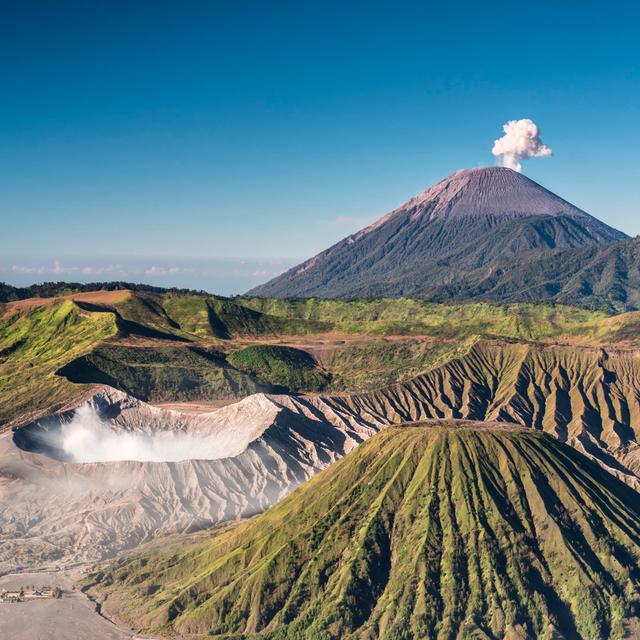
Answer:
(492, 119, 552, 172)
(58, 406, 229, 463)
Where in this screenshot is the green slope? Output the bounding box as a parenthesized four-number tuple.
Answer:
(0, 300, 117, 427)
(239, 297, 609, 339)
(434, 236, 640, 313)
(316, 337, 471, 392)
(83, 424, 640, 640)
(228, 345, 330, 392)
(58, 344, 271, 401)
(163, 294, 330, 339)
(1, 291, 322, 426)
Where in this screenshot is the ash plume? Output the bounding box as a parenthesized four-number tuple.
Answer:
(492, 119, 552, 172)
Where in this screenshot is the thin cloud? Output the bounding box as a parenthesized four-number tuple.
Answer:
(8, 261, 125, 278)
(144, 266, 184, 276)
(11, 265, 41, 274)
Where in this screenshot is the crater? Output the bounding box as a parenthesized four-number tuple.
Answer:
(13, 400, 256, 464)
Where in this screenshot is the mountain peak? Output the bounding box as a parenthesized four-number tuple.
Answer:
(453, 165, 517, 175)
(248, 167, 627, 299)
(388, 165, 590, 223)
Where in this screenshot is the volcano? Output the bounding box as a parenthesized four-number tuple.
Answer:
(83, 424, 640, 639)
(248, 167, 627, 301)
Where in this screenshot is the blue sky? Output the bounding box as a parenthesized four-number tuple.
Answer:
(1, 1, 639, 294)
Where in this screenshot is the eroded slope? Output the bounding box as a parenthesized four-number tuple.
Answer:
(318, 341, 640, 484)
(248, 167, 626, 300)
(83, 425, 640, 640)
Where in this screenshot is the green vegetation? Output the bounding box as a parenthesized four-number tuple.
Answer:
(228, 345, 330, 392)
(0, 292, 333, 426)
(317, 337, 473, 392)
(0, 300, 117, 426)
(4, 290, 640, 427)
(114, 292, 189, 340)
(237, 298, 640, 392)
(0, 280, 209, 302)
(239, 297, 612, 339)
(163, 294, 330, 339)
(82, 424, 640, 639)
(162, 295, 217, 337)
(59, 344, 269, 401)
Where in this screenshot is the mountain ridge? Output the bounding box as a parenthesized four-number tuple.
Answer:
(248, 167, 631, 305)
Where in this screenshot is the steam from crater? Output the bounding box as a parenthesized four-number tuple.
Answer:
(492, 119, 552, 172)
(58, 406, 228, 462)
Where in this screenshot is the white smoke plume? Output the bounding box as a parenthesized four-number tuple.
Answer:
(492, 119, 552, 172)
(58, 406, 230, 463)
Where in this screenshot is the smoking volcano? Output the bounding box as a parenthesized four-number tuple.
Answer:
(0, 386, 378, 572)
(248, 166, 627, 301)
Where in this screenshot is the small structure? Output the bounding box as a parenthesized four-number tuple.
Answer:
(0, 590, 22, 603)
(0, 585, 61, 602)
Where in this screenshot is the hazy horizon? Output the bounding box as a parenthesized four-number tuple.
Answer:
(0, 254, 298, 296)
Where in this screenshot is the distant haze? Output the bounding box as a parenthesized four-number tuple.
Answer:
(0, 256, 296, 297)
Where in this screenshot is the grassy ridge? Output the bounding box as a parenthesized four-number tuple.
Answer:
(83, 424, 640, 639)
(228, 345, 330, 392)
(0, 292, 333, 425)
(0, 301, 117, 426)
(239, 298, 612, 339)
(162, 294, 330, 339)
(316, 338, 474, 392)
(4, 291, 640, 426)
(58, 344, 270, 401)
